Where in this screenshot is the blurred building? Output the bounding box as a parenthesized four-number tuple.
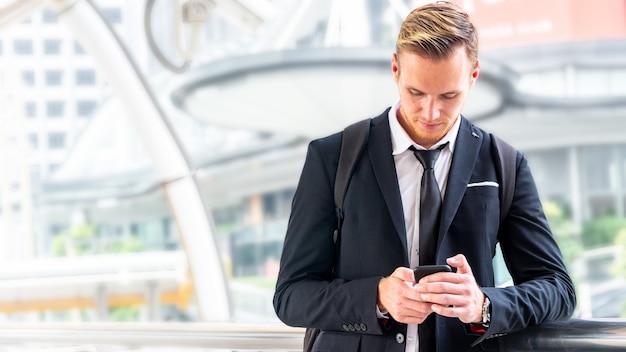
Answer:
(0, 0, 625, 322)
(0, 1, 146, 260)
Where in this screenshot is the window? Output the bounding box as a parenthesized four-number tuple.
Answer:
(581, 146, 615, 192)
(48, 133, 66, 149)
(42, 9, 57, 23)
(75, 69, 95, 85)
(46, 101, 64, 117)
(25, 101, 37, 117)
(102, 7, 122, 24)
(74, 41, 85, 55)
(28, 134, 38, 149)
(43, 39, 62, 55)
(588, 195, 617, 218)
(45, 70, 63, 86)
(49, 164, 61, 173)
(29, 165, 40, 184)
(14, 40, 33, 55)
(22, 70, 35, 86)
(621, 145, 626, 187)
(77, 100, 97, 117)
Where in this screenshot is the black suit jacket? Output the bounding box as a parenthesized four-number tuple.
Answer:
(274, 109, 575, 351)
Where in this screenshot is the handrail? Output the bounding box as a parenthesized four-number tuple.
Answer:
(0, 319, 624, 351)
(0, 322, 304, 350)
(499, 318, 626, 351)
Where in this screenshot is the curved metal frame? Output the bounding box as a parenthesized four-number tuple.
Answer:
(45, 0, 231, 321)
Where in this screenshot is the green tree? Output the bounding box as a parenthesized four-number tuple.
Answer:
(582, 216, 626, 249)
(52, 223, 145, 256)
(52, 224, 98, 256)
(613, 228, 626, 276)
(543, 201, 583, 270)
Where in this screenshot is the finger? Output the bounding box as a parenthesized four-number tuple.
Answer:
(390, 266, 417, 283)
(431, 302, 464, 318)
(390, 300, 435, 324)
(447, 254, 473, 275)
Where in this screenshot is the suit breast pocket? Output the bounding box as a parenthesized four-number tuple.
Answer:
(447, 185, 500, 254)
(458, 185, 499, 223)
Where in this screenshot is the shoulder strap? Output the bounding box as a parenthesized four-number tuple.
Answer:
(333, 118, 371, 243)
(491, 134, 517, 226)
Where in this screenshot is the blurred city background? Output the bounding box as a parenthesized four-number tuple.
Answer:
(0, 0, 625, 339)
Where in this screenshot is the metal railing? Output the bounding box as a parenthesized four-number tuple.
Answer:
(0, 319, 624, 351)
(498, 318, 626, 351)
(0, 322, 304, 350)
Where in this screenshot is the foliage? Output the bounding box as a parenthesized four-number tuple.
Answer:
(232, 275, 277, 291)
(613, 228, 626, 277)
(52, 223, 145, 256)
(52, 224, 98, 256)
(543, 201, 583, 270)
(581, 216, 626, 249)
(612, 228, 626, 318)
(109, 306, 141, 321)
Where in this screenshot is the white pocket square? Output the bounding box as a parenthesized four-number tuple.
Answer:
(467, 181, 499, 188)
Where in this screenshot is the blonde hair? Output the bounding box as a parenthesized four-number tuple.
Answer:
(396, 2, 478, 63)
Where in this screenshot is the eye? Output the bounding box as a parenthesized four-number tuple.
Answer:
(408, 89, 423, 96)
(442, 94, 458, 100)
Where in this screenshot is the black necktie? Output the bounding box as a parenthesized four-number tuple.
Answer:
(411, 144, 445, 266)
(411, 143, 446, 352)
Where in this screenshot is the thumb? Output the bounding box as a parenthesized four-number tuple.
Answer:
(447, 254, 473, 275)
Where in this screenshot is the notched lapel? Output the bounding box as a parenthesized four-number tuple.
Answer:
(438, 117, 483, 251)
(367, 112, 408, 254)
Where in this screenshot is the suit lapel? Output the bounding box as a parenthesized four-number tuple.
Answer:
(438, 116, 482, 251)
(367, 111, 408, 255)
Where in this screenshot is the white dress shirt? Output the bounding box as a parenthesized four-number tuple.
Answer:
(388, 100, 460, 351)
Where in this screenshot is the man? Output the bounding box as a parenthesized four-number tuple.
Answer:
(273, 2, 576, 351)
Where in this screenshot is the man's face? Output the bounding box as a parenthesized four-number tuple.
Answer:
(392, 46, 479, 148)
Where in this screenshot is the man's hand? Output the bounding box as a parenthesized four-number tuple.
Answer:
(377, 267, 434, 324)
(415, 254, 485, 323)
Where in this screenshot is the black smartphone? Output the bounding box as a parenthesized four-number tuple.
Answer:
(413, 264, 452, 282)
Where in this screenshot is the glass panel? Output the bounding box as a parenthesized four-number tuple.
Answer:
(22, 70, 35, 86)
(43, 39, 62, 55)
(576, 69, 609, 98)
(580, 145, 614, 192)
(609, 69, 626, 95)
(525, 148, 570, 198)
(517, 69, 567, 97)
(45, 70, 63, 86)
(13, 39, 33, 55)
(621, 145, 626, 187)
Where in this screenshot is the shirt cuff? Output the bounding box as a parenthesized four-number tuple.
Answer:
(467, 323, 489, 334)
(376, 305, 389, 319)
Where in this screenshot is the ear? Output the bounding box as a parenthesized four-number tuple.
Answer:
(470, 59, 480, 84)
(391, 52, 400, 83)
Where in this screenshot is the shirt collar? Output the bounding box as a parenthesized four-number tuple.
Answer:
(389, 100, 460, 155)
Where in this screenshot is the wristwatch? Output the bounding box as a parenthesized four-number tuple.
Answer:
(481, 296, 491, 325)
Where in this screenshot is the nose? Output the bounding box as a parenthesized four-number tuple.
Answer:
(419, 96, 440, 121)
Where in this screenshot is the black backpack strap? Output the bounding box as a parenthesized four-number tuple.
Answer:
(333, 118, 371, 243)
(304, 118, 370, 352)
(491, 133, 517, 226)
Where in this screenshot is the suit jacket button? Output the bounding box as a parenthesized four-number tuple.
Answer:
(395, 333, 405, 344)
(360, 323, 367, 331)
(342, 324, 350, 331)
(348, 324, 356, 331)
(354, 323, 362, 331)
